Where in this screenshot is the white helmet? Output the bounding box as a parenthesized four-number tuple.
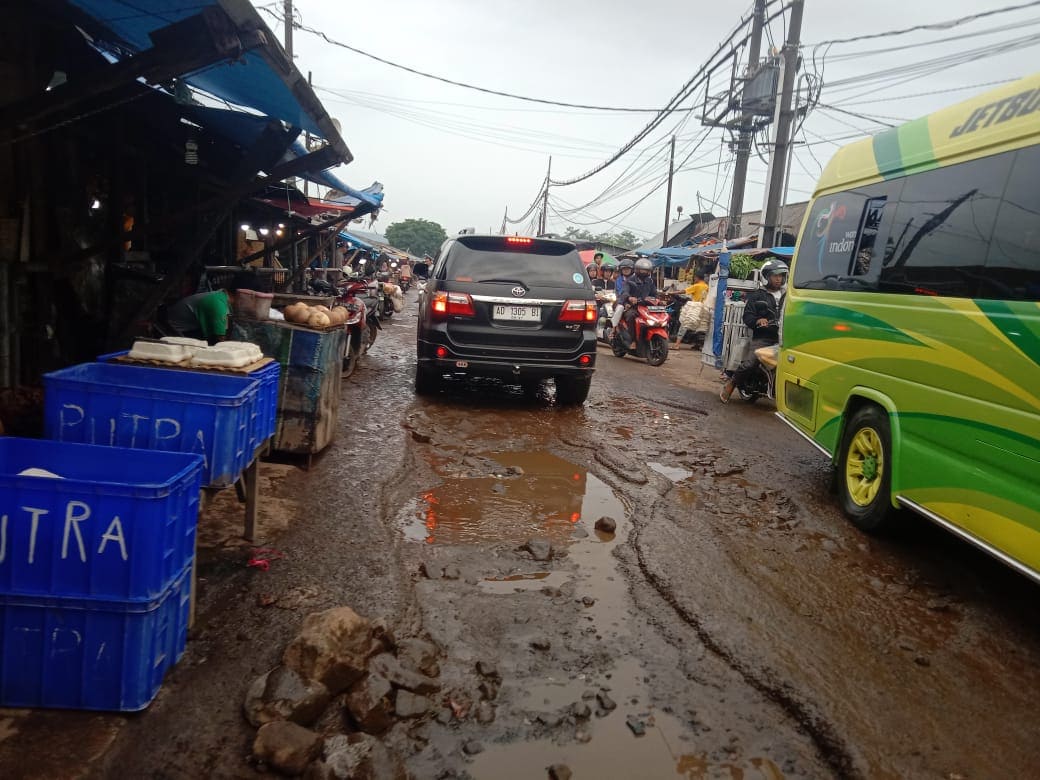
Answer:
(759, 259, 788, 285)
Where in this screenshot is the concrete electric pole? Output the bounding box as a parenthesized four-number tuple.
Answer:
(726, 0, 766, 239)
(538, 157, 552, 235)
(283, 0, 293, 60)
(760, 0, 805, 247)
(662, 135, 676, 246)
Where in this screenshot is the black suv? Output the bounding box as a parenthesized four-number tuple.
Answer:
(415, 235, 597, 404)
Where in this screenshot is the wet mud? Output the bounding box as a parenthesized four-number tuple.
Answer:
(3, 292, 1038, 780)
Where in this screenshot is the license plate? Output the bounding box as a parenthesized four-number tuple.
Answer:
(493, 304, 540, 322)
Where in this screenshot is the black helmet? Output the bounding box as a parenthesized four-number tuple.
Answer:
(618, 259, 635, 272)
(635, 258, 653, 276)
(760, 259, 789, 281)
(600, 262, 616, 273)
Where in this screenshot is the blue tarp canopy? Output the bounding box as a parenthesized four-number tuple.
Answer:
(643, 247, 700, 267)
(183, 105, 382, 213)
(67, 0, 348, 157)
(338, 231, 375, 252)
(642, 243, 796, 267)
(301, 156, 384, 210)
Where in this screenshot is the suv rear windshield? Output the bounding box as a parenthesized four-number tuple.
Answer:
(441, 238, 585, 288)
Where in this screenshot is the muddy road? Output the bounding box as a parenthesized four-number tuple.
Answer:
(2, 290, 1039, 779)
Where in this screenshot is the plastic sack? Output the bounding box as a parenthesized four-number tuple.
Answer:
(679, 300, 704, 330)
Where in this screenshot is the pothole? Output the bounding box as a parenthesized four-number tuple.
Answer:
(399, 450, 620, 547)
(405, 449, 786, 777)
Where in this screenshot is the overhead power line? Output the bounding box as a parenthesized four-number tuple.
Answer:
(549, 0, 789, 187)
(806, 0, 1040, 47)
(260, 6, 706, 113)
(828, 78, 1020, 106)
(818, 103, 902, 128)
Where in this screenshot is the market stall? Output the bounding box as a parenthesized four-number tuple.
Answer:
(231, 299, 349, 464)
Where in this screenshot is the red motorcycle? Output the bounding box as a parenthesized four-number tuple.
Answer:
(610, 297, 671, 366)
(337, 278, 380, 377)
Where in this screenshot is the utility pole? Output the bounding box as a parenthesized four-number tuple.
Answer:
(302, 71, 312, 199)
(760, 0, 804, 247)
(662, 135, 676, 246)
(501, 207, 509, 234)
(538, 156, 552, 235)
(726, 0, 766, 239)
(283, 0, 293, 60)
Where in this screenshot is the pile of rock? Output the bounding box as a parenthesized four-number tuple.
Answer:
(245, 606, 441, 778)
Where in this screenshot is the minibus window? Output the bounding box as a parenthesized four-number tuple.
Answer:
(881, 152, 1012, 298)
(986, 145, 1040, 301)
(854, 197, 888, 276)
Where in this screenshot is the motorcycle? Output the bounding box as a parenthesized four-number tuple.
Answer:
(338, 278, 379, 377)
(374, 272, 396, 320)
(595, 289, 617, 344)
(663, 293, 691, 341)
(610, 297, 671, 366)
(731, 306, 779, 402)
(736, 343, 778, 403)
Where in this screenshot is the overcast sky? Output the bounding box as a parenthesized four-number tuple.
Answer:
(268, 0, 1039, 240)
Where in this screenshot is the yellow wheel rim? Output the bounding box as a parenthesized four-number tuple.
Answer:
(845, 427, 884, 507)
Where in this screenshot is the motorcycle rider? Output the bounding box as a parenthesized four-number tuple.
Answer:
(611, 259, 636, 327)
(594, 262, 616, 326)
(720, 259, 788, 403)
(587, 262, 606, 291)
(618, 258, 658, 346)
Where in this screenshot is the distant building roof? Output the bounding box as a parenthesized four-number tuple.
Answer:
(636, 213, 714, 253)
(346, 228, 388, 245)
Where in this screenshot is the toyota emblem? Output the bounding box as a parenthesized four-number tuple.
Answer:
(510, 286, 526, 297)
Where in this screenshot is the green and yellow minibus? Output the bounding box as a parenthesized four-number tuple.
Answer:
(777, 74, 1040, 582)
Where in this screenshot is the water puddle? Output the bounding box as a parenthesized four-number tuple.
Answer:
(406, 449, 784, 777)
(481, 654, 784, 778)
(649, 461, 694, 481)
(401, 451, 619, 547)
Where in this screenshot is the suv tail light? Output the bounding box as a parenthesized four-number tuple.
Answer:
(559, 300, 597, 323)
(431, 291, 476, 319)
(505, 236, 533, 245)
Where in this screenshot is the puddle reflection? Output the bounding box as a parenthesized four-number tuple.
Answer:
(404, 451, 621, 546)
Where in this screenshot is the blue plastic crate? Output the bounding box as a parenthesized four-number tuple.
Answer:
(96, 351, 276, 460)
(0, 564, 191, 711)
(0, 438, 202, 601)
(44, 362, 256, 487)
(248, 361, 280, 454)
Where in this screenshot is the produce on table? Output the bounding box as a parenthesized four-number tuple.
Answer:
(278, 302, 342, 329)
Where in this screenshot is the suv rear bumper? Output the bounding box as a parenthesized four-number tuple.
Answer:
(417, 334, 596, 379)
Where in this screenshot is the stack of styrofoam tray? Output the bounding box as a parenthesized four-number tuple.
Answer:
(222, 341, 264, 363)
(190, 341, 263, 368)
(160, 336, 207, 351)
(128, 340, 188, 363)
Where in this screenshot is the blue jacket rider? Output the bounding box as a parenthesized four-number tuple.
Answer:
(617, 258, 658, 344)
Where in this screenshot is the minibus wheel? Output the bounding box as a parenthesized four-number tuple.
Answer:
(837, 404, 894, 532)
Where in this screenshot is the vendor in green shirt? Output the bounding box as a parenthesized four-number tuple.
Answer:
(166, 288, 233, 344)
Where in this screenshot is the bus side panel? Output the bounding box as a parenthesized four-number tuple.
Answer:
(782, 292, 1040, 571)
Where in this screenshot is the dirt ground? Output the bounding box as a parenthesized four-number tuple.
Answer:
(2, 292, 1038, 779)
